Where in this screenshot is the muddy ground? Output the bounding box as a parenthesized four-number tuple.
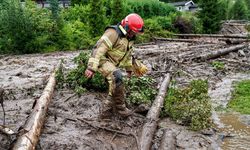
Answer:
(0, 38, 250, 150)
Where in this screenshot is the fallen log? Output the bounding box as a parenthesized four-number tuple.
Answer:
(153, 37, 200, 42)
(140, 74, 171, 150)
(12, 70, 57, 150)
(194, 44, 247, 61)
(174, 33, 249, 39)
(219, 38, 250, 44)
(159, 129, 176, 150)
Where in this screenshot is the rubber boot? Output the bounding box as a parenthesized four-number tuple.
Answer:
(112, 84, 132, 117)
(100, 96, 113, 121)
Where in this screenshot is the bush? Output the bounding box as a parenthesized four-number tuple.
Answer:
(127, 0, 177, 19)
(137, 17, 174, 43)
(173, 13, 203, 34)
(164, 79, 212, 131)
(0, 0, 40, 54)
(125, 76, 157, 105)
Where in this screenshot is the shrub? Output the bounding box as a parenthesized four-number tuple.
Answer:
(127, 0, 176, 19)
(125, 76, 157, 105)
(137, 17, 174, 43)
(173, 13, 203, 34)
(164, 79, 212, 131)
(0, 0, 39, 54)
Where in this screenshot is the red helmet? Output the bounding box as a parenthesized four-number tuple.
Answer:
(121, 13, 144, 33)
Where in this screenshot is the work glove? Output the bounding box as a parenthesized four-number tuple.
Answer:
(132, 59, 148, 77)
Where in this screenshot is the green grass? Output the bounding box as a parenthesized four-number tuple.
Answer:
(228, 80, 250, 114)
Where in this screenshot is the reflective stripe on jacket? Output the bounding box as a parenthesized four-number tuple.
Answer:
(87, 25, 134, 72)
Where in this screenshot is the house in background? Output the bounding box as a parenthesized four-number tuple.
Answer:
(169, 1, 198, 12)
(32, 0, 70, 8)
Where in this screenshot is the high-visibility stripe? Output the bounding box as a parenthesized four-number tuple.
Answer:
(101, 35, 112, 49)
(119, 25, 127, 35)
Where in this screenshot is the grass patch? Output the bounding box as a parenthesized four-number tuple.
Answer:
(211, 61, 225, 70)
(228, 80, 250, 114)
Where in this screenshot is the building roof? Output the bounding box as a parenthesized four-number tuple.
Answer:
(169, 1, 194, 7)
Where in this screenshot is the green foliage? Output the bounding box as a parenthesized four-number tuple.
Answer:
(88, 0, 107, 37)
(198, 0, 222, 33)
(56, 60, 65, 88)
(71, 0, 90, 6)
(61, 4, 91, 23)
(164, 80, 212, 131)
(110, 0, 126, 24)
(64, 52, 108, 92)
(56, 52, 157, 103)
(127, 0, 177, 19)
(219, 0, 233, 20)
(230, 0, 248, 20)
(173, 13, 203, 34)
(137, 16, 174, 43)
(58, 20, 93, 50)
(228, 80, 250, 114)
(211, 61, 225, 70)
(0, 0, 39, 54)
(125, 77, 157, 105)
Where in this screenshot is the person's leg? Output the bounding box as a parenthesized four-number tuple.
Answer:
(111, 70, 132, 117)
(98, 61, 117, 120)
(98, 61, 132, 119)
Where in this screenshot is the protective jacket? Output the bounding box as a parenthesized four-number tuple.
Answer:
(87, 24, 134, 72)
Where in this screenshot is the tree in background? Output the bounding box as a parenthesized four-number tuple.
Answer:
(0, 0, 37, 54)
(71, 0, 89, 6)
(110, 0, 127, 24)
(230, 0, 248, 20)
(198, 0, 222, 33)
(88, 0, 107, 37)
(245, 0, 250, 19)
(218, 0, 233, 20)
(160, 0, 200, 3)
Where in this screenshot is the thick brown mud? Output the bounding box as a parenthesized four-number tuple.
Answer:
(0, 38, 250, 149)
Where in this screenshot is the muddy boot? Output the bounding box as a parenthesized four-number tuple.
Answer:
(113, 84, 132, 117)
(116, 104, 132, 117)
(100, 96, 113, 121)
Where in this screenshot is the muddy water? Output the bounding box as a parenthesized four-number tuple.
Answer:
(209, 73, 250, 150)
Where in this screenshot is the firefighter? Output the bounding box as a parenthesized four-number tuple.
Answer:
(85, 13, 148, 120)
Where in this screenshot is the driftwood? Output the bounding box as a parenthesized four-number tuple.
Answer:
(0, 88, 5, 125)
(159, 129, 176, 150)
(140, 74, 171, 150)
(174, 33, 249, 39)
(219, 38, 250, 44)
(12, 70, 57, 150)
(194, 44, 247, 61)
(154, 37, 200, 43)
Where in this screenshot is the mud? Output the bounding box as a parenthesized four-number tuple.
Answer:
(0, 38, 250, 149)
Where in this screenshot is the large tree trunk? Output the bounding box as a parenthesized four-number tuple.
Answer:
(173, 33, 248, 39)
(140, 74, 171, 150)
(195, 44, 247, 61)
(12, 70, 57, 150)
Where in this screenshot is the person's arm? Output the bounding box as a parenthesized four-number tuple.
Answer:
(85, 29, 118, 78)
